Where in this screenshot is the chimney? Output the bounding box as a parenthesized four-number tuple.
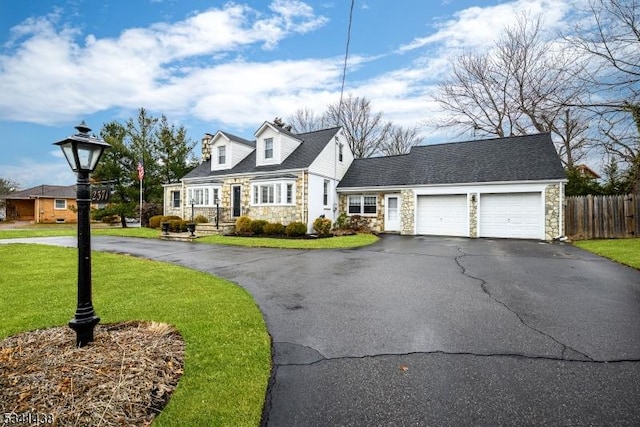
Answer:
(201, 133, 214, 163)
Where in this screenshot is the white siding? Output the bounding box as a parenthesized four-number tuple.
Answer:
(307, 173, 336, 231)
(210, 134, 254, 171)
(255, 126, 301, 166)
(309, 131, 354, 180)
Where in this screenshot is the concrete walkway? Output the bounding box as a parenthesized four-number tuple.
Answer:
(4, 235, 640, 425)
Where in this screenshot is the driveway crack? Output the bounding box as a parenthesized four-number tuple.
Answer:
(454, 247, 595, 362)
(275, 349, 638, 367)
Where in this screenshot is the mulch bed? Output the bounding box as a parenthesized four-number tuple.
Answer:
(0, 321, 184, 426)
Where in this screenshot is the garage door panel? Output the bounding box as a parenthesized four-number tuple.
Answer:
(417, 195, 468, 237)
(479, 193, 542, 239)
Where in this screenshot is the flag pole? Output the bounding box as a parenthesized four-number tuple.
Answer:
(137, 162, 144, 225)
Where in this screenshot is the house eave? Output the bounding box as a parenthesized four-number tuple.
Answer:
(337, 178, 567, 193)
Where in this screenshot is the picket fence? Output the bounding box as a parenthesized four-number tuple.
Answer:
(564, 193, 639, 240)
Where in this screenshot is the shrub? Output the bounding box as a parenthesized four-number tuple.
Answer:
(194, 215, 209, 224)
(334, 212, 349, 230)
(251, 219, 268, 235)
(263, 222, 285, 236)
(141, 202, 162, 227)
(349, 214, 369, 231)
(235, 216, 253, 234)
(313, 217, 332, 237)
(168, 219, 188, 232)
(149, 215, 182, 229)
(285, 221, 307, 237)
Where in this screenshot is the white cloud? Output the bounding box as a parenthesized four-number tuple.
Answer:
(0, 1, 328, 125)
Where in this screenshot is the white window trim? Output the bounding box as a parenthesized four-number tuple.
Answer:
(347, 195, 377, 216)
(171, 191, 181, 208)
(264, 138, 274, 160)
(54, 199, 67, 210)
(251, 179, 296, 206)
(323, 179, 330, 207)
(187, 186, 221, 207)
(217, 145, 226, 165)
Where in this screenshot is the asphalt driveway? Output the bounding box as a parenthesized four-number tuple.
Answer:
(5, 235, 640, 425)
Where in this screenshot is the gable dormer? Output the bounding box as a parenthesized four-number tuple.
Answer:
(254, 122, 303, 167)
(209, 131, 255, 171)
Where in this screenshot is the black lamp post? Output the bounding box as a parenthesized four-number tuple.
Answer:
(54, 122, 110, 347)
(215, 196, 220, 229)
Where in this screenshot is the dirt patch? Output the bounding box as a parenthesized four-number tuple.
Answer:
(0, 321, 184, 426)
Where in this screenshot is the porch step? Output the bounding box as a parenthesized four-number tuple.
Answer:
(193, 222, 235, 235)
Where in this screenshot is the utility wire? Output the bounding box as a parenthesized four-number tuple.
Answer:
(337, 0, 355, 126)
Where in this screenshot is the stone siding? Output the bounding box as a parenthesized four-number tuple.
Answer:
(469, 193, 478, 238)
(400, 189, 414, 235)
(544, 183, 562, 240)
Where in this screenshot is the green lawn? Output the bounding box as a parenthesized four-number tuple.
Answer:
(0, 225, 379, 249)
(0, 244, 271, 426)
(573, 238, 640, 270)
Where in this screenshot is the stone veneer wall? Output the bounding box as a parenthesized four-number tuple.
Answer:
(400, 189, 414, 235)
(469, 193, 478, 238)
(544, 183, 562, 240)
(213, 172, 306, 225)
(337, 193, 385, 232)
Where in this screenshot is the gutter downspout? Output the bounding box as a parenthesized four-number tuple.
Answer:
(302, 171, 306, 228)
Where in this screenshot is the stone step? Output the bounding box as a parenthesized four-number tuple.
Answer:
(193, 222, 235, 235)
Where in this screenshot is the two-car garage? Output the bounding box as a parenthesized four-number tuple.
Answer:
(415, 192, 544, 240)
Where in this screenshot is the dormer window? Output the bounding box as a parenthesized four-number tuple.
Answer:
(264, 138, 273, 159)
(218, 145, 226, 165)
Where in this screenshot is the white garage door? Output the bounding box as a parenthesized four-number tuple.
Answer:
(479, 193, 543, 239)
(416, 195, 468, 236)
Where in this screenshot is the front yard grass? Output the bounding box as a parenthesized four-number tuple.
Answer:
(0, 244, 271, 426)
(0, 225, 379, 249)
(573, 238, 640, 270)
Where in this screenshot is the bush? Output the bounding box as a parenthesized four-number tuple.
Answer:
(334, 212, 349, 230)
(349, 215, 369, 232)
(149, 215, 182, 229)
(285, 221, 307, 237)
(194, 215, 208, 224)
(235, 216, 253, 234)
(313, 217, 332, 237)
(168, 219, 188, 232)
(141, 202, 163, 227)
(251, 219, 268, 235)
(263, 222, 285, 236)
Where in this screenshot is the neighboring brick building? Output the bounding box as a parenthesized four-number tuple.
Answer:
(3, 185, 78, 223)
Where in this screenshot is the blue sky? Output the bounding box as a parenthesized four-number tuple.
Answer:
(0, 0, 580, 189)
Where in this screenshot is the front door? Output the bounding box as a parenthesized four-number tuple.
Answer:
(232, 185, 242, 218)
(385, 195, 400, 232)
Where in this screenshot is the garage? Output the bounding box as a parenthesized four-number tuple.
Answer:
(416, 194, 468, 236)
(479, 192, 543, 239)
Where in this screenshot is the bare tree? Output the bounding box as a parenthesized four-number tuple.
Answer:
(324, 93, 392, 158)
(380, 125, 422, 156)
(570, 0, 640, 188)
(287, 107, 328, 133)
(432, 13, 589, 168)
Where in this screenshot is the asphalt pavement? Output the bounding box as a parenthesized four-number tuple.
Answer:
(4, 234, 640, 426)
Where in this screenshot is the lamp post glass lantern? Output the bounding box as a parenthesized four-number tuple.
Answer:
(54, 121, 110, 347)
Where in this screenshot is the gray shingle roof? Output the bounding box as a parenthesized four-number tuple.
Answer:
(219, 131, 255, 148)
(5, 185, 76, 199)
(338, 133, 566, 188)
(184, 127, 341, 179)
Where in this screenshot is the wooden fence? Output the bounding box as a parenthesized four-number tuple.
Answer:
(564, 193, 639, 240)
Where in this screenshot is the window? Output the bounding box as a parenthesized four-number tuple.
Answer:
(347, 195, 377, 215)
(252, 181, 295, 205)
(171, 191, 181, 208)
(54, 199, 66, 210)
(338, 143, 344, 162)
(217, 145, 226, 165)
(323, 180, 330, 206)
(187, 187, 219, 207)
(264, 138, 273, 159)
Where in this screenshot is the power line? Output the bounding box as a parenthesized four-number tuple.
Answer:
(337, 0, 355, 126)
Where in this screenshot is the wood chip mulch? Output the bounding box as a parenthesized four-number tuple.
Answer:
(0, 321, 185, 426)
